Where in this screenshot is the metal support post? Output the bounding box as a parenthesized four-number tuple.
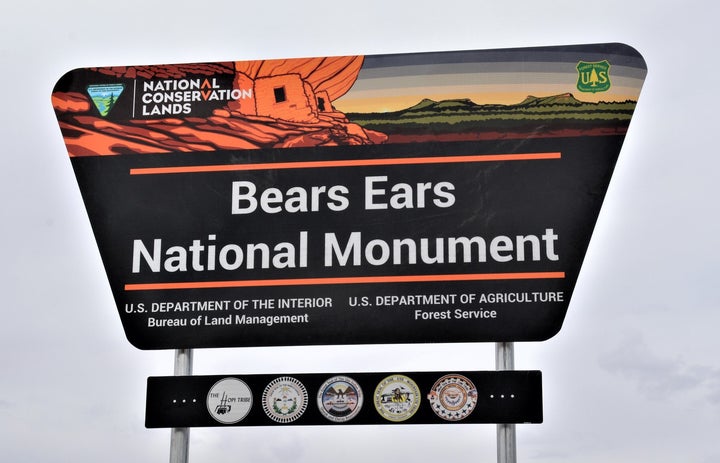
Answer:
(169, 348, 193, 463)
(496, 342, 517, 463)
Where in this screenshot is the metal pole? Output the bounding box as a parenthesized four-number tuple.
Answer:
(169, 348, 193, 463)
(496, 342, 517, 463)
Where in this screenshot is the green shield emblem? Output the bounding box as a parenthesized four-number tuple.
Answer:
(576, 60, 611, 93)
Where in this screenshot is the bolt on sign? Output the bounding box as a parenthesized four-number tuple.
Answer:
(51, 43, 646, 349)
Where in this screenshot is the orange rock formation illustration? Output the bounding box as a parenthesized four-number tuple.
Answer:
(53, 57, 387, 156)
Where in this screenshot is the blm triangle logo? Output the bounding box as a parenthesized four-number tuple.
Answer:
(87, 83, 125, 117)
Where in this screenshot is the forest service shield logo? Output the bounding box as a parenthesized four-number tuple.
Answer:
(576, 60, 611, 93)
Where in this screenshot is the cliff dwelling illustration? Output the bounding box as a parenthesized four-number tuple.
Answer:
(52, 57, 388, 156)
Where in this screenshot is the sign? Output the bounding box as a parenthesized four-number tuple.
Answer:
(52, 43, 646, 349)
(145, 370, 542, 427)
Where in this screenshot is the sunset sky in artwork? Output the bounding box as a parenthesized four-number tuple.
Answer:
(334, 51, 647, 113)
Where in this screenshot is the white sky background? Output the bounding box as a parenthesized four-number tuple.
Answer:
(1, 1, 719, 462)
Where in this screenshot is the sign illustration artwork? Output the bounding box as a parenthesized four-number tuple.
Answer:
(51, 43, 646, 349)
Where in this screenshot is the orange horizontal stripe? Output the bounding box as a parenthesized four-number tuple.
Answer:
(125, 271, 565, 291)
(130, 152, 561, 175)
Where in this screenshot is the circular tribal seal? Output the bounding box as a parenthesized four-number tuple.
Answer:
(206, 377, 253, 424)
(373, 374, 421, 422)
(261, 376, 308, 424)
(317, 375, 363, 423)
(427, 374, 478, 421)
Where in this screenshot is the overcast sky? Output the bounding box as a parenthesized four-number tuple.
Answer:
(2, 1, 719, 462)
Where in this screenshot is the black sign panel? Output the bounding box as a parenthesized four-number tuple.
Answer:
(53, 43, 647, 349)
(145, 370, 542, 427)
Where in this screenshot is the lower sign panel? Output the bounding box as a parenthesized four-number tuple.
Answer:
(146, 370, 542, 427)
